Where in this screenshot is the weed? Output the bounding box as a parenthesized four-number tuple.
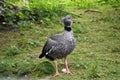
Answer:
(79, 62, 89, 69)
(111, 45, 120, 53)
(16, 21, 34, 31)
(0, 1, 34, 28)
(73, 0, 99, 9)
(73, 22, 88, 34)
(17, 38, 40, 50)
(6, 46, 21, 56)
(89, 62, 100, 78)
(17, 59, 35, 76)
(0, 59, 14, 76)
(35, 61, 54, 75)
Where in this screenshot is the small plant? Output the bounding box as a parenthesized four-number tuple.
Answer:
(6, 46, 21, 56)
(73, 0, 98, 9)
(101, 16, 114, 23)
(111, 45, 120, 53)
(80, 62, 89, 69)
(73, 22, 88, 34)
(0, 1, 35, 29)
(0, 59, 14, 75)
(89, 62, 100, 79)
(16, 21, 34, 31)
(17, 38, 40, 50)
(35, 61, 54, 75)
(98, 0, 120, 8)
(17, 60, 35, 76)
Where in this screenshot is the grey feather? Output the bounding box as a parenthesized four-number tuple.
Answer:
(39, 15, 76, 61)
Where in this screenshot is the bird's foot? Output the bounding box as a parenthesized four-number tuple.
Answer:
(52, 73, 60, 77)
(65, 71, 73, 75)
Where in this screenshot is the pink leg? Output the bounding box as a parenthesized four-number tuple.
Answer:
(64, 57, 73, 75)
(53, 60, 60, 77)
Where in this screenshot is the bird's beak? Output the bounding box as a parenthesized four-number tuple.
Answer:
(67, 18, 73, 22)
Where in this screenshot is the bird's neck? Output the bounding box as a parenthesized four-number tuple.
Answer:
(64, 26, 72, 32)
(63, 26, 74, 39)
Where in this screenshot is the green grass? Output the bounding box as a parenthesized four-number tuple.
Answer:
(0, 8, 120, 80)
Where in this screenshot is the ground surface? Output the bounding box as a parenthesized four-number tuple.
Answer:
(0, 8, 120, 80)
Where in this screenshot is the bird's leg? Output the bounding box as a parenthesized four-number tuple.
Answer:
(53, 60, 60, 77)
(64, 57, 73, 75)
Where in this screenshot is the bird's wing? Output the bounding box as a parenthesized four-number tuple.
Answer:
(48, 41, 67, 58)
(50, 33, 64, 42)
(39, 38, 55, 58)
(39, 33, 64, 58)
(41, 37, 67, 58)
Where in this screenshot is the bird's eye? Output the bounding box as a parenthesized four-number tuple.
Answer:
(67, 17, 72, 21)
(68, 17, 71, 19)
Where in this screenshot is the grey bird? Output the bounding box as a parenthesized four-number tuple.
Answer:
(39, 15, 76, 77)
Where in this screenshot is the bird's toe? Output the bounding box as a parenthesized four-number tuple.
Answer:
(52, 73, 60, 77)
(66, 71, 73, 75)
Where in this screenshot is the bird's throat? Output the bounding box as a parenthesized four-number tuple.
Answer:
(64, 26, 71, 32)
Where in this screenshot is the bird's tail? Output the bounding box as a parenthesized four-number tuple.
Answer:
(39, 53, 45, 58)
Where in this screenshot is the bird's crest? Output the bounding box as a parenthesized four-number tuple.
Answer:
(61, 15, 72, 23)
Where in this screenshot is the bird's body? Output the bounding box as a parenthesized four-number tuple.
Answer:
(40, 30, 76, 60)
(39, 15, 76, 77)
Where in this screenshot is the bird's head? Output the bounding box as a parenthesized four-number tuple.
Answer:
(61, 15, 73, 27)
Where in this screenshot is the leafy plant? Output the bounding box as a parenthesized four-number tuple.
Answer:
(98, 0, 120, 8)
(89, 62, 100, 78)
(6, 46, 21, 56)
(0, 1, 34, 28)
(73, 0, 99, 9)
(15, 21, 34, 31)
(35, 61, 54, 75)
(73, 22, 88, 34)
(17, 60, 35, 76)
(111, 45, 120, 53)
(17, 38, 40, 50)
(0, 59, 15, 75)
